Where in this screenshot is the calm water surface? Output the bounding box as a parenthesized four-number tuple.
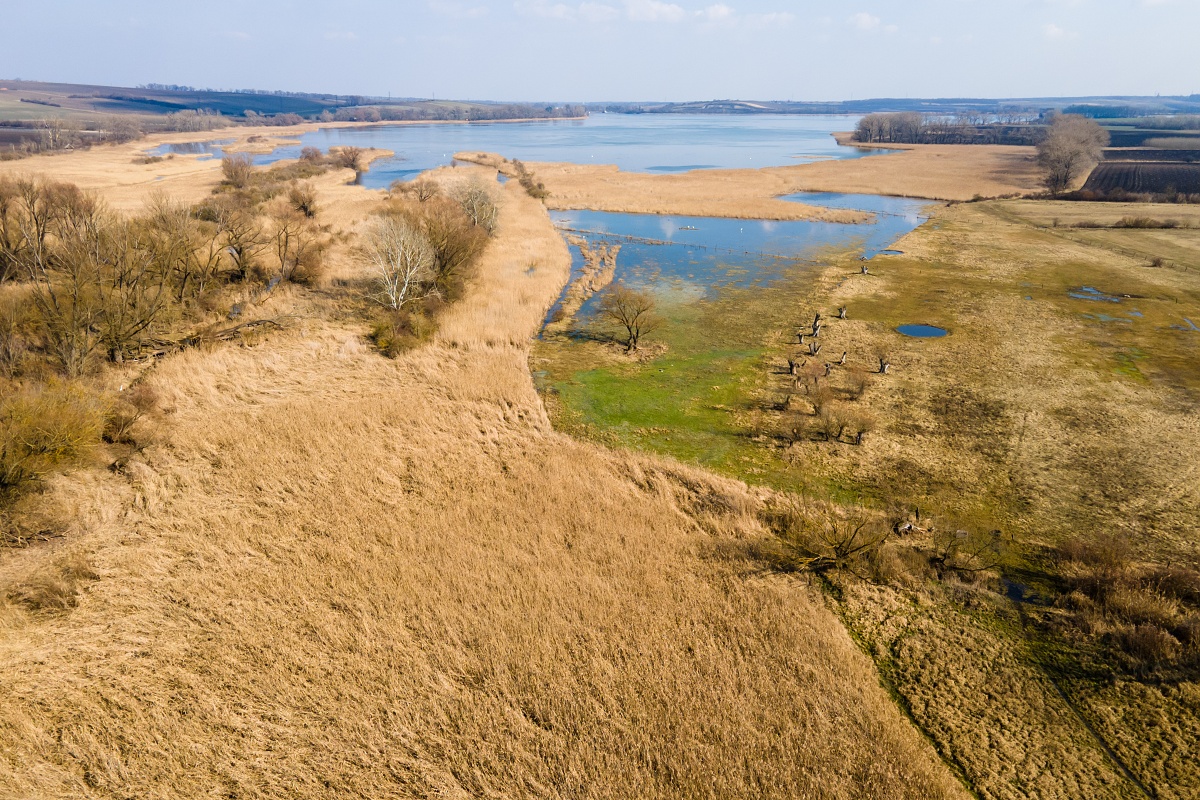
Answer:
(548, 193, 930, 324)
(157, 114, 876, 187)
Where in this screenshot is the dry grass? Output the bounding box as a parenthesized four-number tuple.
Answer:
(455, 142, 1042, 224)
(0, 175, 966, 797)
(458, 152, 869, 222)
(0, 124, 392, 214)
(774, 142, 1043, 201)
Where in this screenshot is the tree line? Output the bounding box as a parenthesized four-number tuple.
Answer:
(852, 111, 1043, 146)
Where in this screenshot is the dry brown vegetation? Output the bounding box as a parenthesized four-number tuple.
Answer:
(0, 147, 971, 797)
(456, 142, 1042, 220)
(457, 151, 870, 221)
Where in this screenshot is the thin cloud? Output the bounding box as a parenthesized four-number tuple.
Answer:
(580, 2, 620, 22)
(625, 0, 687, 23)
(849, 12, 880, 31)
(428, 1, 490, 19)
(1043, 22, 1078, 40)
(696, 4, 735, 23)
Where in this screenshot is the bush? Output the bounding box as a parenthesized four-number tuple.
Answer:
(221, 153, 255, 189)
(388, 197, 488, 302)
(288, 182, 318, 218)
(369, 308, 435, 358)
(764, 501, 891, 574)
(1122, 624, 1181, 665)
(1, 383, 105, 499)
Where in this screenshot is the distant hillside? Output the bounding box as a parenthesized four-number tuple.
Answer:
(0, 80, 584, 124)
(587, 95, 1200, 116)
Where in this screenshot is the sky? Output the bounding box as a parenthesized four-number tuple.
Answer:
(2, 1, 1198, 102)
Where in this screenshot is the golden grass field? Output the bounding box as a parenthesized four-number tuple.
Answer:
(0, 136, 968, 797)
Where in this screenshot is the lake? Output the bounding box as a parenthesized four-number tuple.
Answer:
(156, 114, 875, 188)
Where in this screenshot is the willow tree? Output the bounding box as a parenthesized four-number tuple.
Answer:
(597, 283, 661, 353)
(1038, 114, 1109, 195)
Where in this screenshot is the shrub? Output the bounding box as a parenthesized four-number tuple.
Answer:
(845, 367, 870, 400)
(816, 405, 844, 442)
(287, 182, 319, 218)
(369, 308, 435, 357)
(393, 197, 488, 301)
(221, 153, 254, 188)
(1122, 624, 1181, 665)
(764, 501, 891, 574)
(1, 383, 105, 499)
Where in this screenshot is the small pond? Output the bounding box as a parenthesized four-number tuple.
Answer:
(896, 324, 948, 338)
(1069, 286, 1124, 303)
(148, 139, 236, 159)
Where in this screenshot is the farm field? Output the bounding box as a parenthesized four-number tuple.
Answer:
(1085, 161, 1200, 195)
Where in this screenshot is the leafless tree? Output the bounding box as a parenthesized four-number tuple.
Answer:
(332, 146, 365, 171)
(451, 180, 499, 234)
(770, 501, 892, 574)
(364, 217, 436, 310)
(596, 283, 661, 353)
(1038, 114, 1109, 196)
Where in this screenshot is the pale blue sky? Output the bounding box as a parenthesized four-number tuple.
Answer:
(3, 1, 1197, 101)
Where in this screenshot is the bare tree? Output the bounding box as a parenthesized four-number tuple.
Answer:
(391, 179, 442, 204)
(332, 146, 365, 171)
(596, 283, 661, 353)
(932, 526, 1006, 574)
(451, 180, 499, 234)
(365, 217, 436, 309)
(769, 502, 892, 574)
(213, 198, 267, 280)
(17, 187, 171, 371)
(1038, 114, 1109, 196)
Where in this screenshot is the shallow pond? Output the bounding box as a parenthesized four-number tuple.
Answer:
(149, 139, 235, 159)
(896, 324, 948, 338)
(547, 193, 929, 326)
